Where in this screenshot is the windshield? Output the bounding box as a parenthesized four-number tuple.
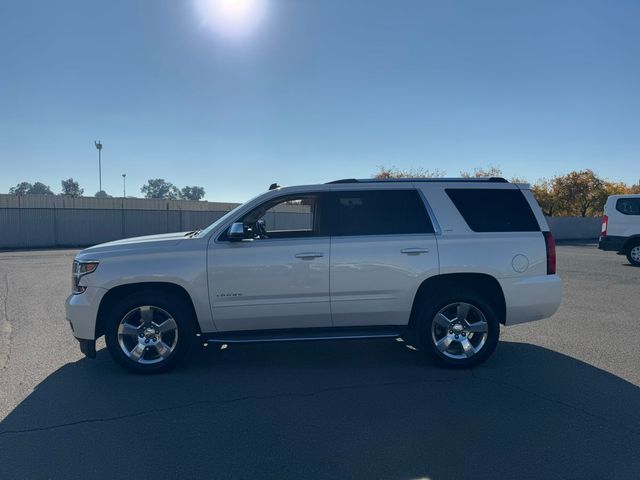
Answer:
(195, 191, 266, 238)
(195, 204, 243, 238)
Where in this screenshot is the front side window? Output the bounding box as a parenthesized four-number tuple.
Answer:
(329, 190, 434, 236)
(234, 194, 321, 240)
(616, 198, 640, 215)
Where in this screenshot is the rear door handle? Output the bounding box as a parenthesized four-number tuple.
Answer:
(295, 252, 324, 259)
(401, 248, 430, 255)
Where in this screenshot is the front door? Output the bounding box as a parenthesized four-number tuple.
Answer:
(208, 193, 331, 332)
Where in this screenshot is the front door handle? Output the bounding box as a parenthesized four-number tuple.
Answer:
(401, 248, 430, 255)
(295, 252, 324, 260)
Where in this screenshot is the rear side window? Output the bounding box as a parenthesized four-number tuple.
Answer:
(446, 188, 540, 232)
(330, 190, 434, 236)
(616, 198, 640, 215)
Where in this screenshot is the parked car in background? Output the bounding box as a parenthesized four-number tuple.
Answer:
(66, 177, 562, 374)
(599, 194, 640, 266)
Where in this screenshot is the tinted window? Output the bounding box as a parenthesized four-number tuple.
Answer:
(330, 190, 433, 236)
(616, 198, 640, 215)
(446, 188, 540, 232)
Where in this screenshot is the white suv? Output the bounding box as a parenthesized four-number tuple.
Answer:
(599, 194, 640, 266)
(66, 178, 562, 373)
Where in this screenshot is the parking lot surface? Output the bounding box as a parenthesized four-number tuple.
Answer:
(1, 245, 639, 479)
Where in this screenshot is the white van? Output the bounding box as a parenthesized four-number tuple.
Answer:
(599, 194, 640, 266)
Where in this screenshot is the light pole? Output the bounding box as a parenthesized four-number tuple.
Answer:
(122, 173, 126, 197)
(94, 140, 103, 192)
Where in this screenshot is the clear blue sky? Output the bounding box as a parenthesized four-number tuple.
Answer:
(1, 0, 639, 202)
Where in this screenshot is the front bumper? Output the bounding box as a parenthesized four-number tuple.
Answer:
(500, 274, 562, 326)
(65, 286, 107, 341)
(598, 235, 626, 252)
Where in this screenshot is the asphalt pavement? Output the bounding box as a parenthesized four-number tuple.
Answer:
(1, 245, 639, 479)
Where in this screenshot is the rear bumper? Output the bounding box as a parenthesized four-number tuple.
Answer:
(598, 235, 626, 252)
(65, 286, 107, 340)
(500, 275, 562, 326)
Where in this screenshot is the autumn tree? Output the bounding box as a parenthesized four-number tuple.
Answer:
(373, 165, 446, 179)
(460, 165, 503, 178)
(552, 170, 607, 217)
(531, 178, 557, 216)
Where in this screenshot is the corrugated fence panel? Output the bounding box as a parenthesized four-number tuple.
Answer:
(181, 211, 228, 231)
(17, 209, 56, 248)
(0, 210, 22, 248)
(55, 209, 123, 246)
(123, 210, 172, 238)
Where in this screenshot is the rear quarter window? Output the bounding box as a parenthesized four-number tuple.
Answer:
(616, 198, 640, 215)
(445, 188, 540, 232)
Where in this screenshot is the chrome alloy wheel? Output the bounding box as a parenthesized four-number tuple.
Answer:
(431, 302, 489, 359)
(630, 246, 640, 263)
(117, 305, 179, 364)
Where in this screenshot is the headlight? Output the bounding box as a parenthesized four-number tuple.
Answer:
(72, 260, 99, 294)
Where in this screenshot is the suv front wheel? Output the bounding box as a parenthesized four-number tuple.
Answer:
(105, 291, 195, 374)
(418, 290, 500, 368)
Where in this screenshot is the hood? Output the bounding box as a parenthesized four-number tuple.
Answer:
(79, 231, 192, 256)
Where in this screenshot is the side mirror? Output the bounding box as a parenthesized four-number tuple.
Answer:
(227, 222, 246, 241)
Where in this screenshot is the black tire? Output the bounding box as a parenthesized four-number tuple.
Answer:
(105, 291, 195, 374)
(417, 289, 500, 369)
(626, 241, 640, 267)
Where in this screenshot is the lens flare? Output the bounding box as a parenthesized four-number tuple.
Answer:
(194, 0, 268, 40)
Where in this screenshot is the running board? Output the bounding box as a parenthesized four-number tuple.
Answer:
(204, 326, 403, 344)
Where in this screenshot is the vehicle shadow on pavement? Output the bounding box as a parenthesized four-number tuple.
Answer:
(1, 340, 639, 480)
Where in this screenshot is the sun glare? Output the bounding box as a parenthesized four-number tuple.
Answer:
(194, 0, 268, 40)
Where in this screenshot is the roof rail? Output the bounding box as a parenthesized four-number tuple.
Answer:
(326, 178, 359, 184)
(326, 177, 509, 184)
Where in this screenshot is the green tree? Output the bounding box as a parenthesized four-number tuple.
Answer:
(9, 182, 33, 195)
(29, 182, 54, 194)
(9, 181, 54, 195)
(61, 178, 84, 197)
(94, 190, 112, 198)
(141, 179, 180, 199)
(180, 186, 206, 201)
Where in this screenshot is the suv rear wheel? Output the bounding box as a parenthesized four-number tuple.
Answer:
(418, 290, 500, 368)
(105, 291, 195, 374)
(626, 241, 640, 267)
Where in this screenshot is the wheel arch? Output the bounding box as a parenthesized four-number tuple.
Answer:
(96, 282, 201, 338)
(407, 273, 507, 332)
(622, 235, 640, 253)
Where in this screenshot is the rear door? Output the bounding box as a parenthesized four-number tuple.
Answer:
(611, 197, 640, 237)
(327, 188, 439, 327)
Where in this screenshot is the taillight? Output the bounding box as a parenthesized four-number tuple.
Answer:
(543, 231, 556, 275)
(601, 215, 608, 237)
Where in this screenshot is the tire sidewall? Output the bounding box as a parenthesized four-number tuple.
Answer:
(627, 242, 640, 267)
(105, 291, 195, 374)
(418, 290, 500, 368)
